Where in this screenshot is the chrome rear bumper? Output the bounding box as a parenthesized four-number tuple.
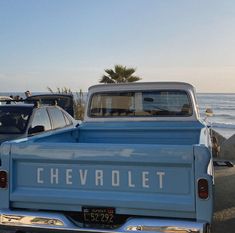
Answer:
(0, 209, 208, 233)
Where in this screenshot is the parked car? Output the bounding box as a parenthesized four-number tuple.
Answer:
(25, 94, 75, 117)
(0, 103, 77, 144)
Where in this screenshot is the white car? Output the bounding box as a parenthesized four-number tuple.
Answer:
(0, 103, 78, 144)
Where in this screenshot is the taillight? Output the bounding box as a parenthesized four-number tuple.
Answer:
(198, 178, 209, 199)
(0, 170, 8, 188)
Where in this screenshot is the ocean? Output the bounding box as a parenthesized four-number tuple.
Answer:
(197, 93, 235, 139)
(0, 92, 234, 139)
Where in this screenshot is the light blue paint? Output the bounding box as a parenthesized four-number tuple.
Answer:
(10, 143, 195, 218)
(0, 118, 213, 226)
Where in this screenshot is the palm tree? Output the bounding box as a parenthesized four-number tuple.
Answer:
(100, 65, 141, 83)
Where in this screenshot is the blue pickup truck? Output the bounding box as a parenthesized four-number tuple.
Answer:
(0, 82, 213, 233)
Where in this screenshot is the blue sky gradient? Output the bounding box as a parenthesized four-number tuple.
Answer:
(1, 0, 235, 92)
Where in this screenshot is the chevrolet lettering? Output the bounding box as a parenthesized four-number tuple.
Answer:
(0, 82, 213, 233)
(36, 168, 165, 190)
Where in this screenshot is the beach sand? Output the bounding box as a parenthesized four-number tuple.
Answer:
(211, 130, 235, 232)
(213, 165, 235, 233)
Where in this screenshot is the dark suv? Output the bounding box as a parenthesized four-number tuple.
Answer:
(0, 103, 77, 144)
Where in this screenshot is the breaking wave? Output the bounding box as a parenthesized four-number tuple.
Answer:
(211, 122, 235, 129)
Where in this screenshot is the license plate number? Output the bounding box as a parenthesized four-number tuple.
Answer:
(82, 207, 115, 225)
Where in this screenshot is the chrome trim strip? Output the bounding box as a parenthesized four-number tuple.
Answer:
(0, 209, 206, 233)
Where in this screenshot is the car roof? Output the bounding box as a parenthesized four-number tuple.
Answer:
(27, 94, 73, 98)
(0, 103, 62, 110)
(0, 103, 34, 108)
(88, 82, 195, 92)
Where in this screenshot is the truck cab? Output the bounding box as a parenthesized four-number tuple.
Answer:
(0, 82, 213, 233)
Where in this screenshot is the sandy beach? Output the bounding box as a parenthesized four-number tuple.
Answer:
(210, 129, 235, 232)
(212, 165, 235, 233)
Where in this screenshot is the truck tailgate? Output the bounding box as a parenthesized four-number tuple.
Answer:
(9, 143, 195, 218)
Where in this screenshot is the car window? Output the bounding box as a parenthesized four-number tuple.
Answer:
(31, 108, 52, 131)
(48, 107, 66, 129)
(63, 112, 72, 126)
(0, 106, 32, 134)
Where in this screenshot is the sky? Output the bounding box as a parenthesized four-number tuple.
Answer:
(0, 0, 235, 93)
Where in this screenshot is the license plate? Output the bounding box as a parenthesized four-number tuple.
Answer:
(82, 207, 115, 225)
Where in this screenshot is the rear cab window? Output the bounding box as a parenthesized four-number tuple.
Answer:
(89, 90, 192, 118)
